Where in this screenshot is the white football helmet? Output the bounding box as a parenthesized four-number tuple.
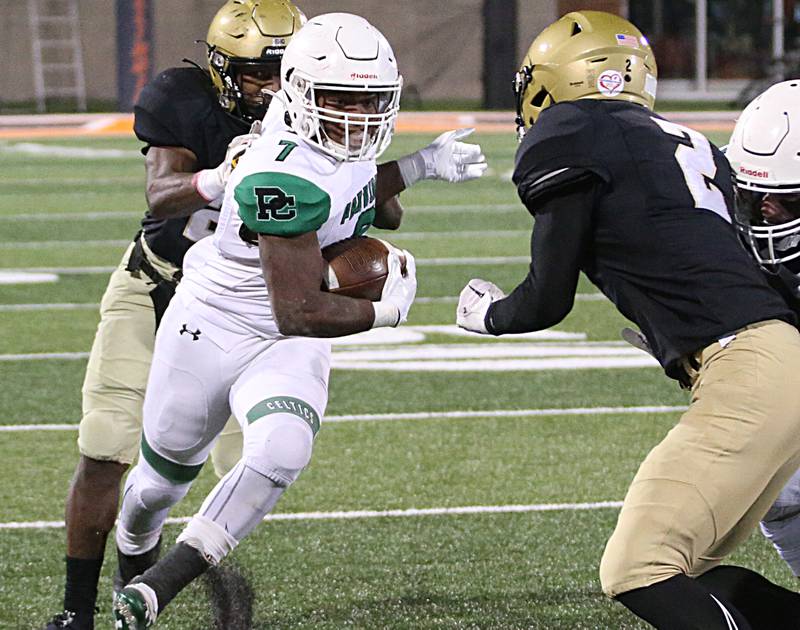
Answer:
(280, 13, 402, 162)
(727, 80, 800, 266)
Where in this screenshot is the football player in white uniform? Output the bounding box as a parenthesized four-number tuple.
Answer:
(111, 13, 482, 629)
(726, 80, 800, 578)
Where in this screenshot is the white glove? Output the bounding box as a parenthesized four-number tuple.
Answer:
(193, 120, 262, 201)
(372, 243, 417, 328)
(396, 127, 488, 187)
(456, 278, 505, 334)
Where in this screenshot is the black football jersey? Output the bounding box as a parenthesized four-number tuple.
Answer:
(494, 100, 795, 380)
(134, 66, 249, 266)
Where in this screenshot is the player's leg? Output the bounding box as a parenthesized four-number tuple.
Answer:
(114, 296, 239, 591)
(760, 467, 800, 576)
(601, 321, 800, 629)
(687, 455, 800, 625)
(116, 337, 330, 625)
(209, 415, 243, 479)
(45, 245, 155, 630)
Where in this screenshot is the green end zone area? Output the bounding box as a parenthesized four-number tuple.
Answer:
(2, 126, 786, 629)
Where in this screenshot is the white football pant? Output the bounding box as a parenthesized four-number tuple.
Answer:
(116, 293, 330, 563)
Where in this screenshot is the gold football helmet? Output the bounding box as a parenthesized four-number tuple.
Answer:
(206, 0, 306, 121)
(514, 10, 657, 139)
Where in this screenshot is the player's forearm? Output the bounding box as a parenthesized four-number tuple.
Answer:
(146, 172, 213, 219)
(373, 162, 405, 229)
(487, 186, 593, 335)
(376, 161, 406, 205)
(487, 270, 574, 334)
(373, 195, 403, 229)
(271, 291, 376, 337)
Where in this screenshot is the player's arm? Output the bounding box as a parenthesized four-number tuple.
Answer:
(145, 126, 261, 219)
(374, 162, 404, 229)
(457, 174, 599, 335)
(238, 171, 415, 335)
(259, 233, 416, 336)
(486, 180, 596, 333)
(143, 146, 208, 219)
(373, 128, 489, 230)
(260, 232, 373, 336)
(458, 105, 607, 334)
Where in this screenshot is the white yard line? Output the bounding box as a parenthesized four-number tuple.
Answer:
(333, 356, 659, 371)
(0, 500, 626, 530)
(2, 335, 655, 371)
(0, 352, 90, 361)
(0, 272, 58, 285)
(4, 211, 141, 222)
(0, 338, 648, 364)
(0, 405, 687, 432)
(0, 353, 660, 372)
(333, 343, 644, 361)
(0, 266, 115, 274)
(0, 239, 129, 249)
(0, 142, 141, 159)
(0, 303, 99, 312)
(9, 177, 142, 186)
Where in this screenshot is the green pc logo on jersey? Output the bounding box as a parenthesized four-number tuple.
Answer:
(255, 186, 297, 221)
(236, 172, 331, 237)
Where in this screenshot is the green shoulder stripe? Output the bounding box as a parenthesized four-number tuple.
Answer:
(235, 172, 331, 237)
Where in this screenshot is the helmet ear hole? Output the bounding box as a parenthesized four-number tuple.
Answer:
(571, 21, 582, 36)
(531, 88, 549, 107)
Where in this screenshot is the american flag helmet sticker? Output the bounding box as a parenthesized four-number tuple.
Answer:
(615, 33, 639, 48)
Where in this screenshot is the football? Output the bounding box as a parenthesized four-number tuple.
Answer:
(321, 236, 402, 301)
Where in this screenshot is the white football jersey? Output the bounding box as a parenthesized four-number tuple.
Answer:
(179, 97, 378, 337)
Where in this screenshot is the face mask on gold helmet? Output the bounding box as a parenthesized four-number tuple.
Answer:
(205, 0, 306, 123)
(513, 10, 658, 140)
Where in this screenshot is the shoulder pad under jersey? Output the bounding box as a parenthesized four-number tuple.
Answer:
(133, 67, 217, 154)
(513, 102, 609, 211)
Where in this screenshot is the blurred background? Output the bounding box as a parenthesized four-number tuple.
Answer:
(0, 0, 798, 114)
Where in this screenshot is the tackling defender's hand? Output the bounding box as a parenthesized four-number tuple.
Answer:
(372, 243, 417, 328)
(193, 120, 263, 201)
(456, 278, 505, 334)
(397, 128, 488, 186)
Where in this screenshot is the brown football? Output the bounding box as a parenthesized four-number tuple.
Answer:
(321, 236, 401, 301)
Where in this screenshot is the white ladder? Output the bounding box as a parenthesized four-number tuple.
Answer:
(27, 0, 87, 113)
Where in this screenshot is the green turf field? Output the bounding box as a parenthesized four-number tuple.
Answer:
(3, 127, 791, 630)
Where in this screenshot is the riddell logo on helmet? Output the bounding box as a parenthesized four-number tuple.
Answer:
(351, 72, 379, 79)
(739, 165, 770, 179)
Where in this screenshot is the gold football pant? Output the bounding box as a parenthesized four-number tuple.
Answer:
(78, 241, 242, 475)
(600, 319, 800, 597)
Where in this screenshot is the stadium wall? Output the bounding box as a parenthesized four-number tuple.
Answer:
(0, 0, 557, 107)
